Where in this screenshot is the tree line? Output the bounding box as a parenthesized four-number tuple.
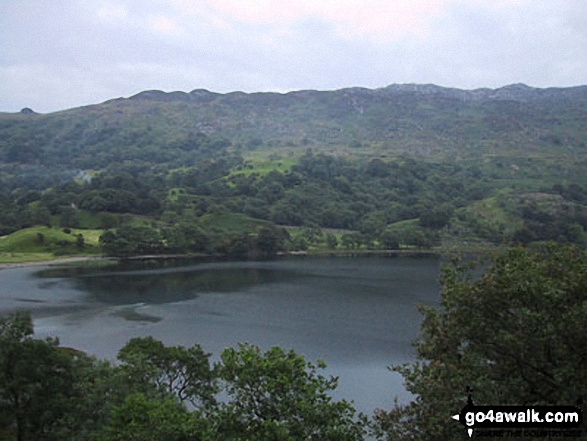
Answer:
(2, 150, 586, 253)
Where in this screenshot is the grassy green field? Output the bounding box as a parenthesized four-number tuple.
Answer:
(230, 150, 300, 177)
(0, 226, 103, 264)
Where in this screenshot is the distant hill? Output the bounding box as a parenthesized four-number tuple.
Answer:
(1, 83, 586, 169)
(2, 84, 587, 257)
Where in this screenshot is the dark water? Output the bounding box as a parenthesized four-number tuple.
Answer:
(0, 256, 441, 415)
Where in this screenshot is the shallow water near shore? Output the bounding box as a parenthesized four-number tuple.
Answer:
(0, 255, 441, 415)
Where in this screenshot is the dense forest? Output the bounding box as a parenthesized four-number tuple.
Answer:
(2, 148, 587, 258)
(1, 84, 587, 260)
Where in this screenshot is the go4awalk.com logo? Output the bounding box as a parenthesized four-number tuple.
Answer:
(452, 394, 584, 438)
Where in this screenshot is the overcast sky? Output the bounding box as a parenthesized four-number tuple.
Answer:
(1, 0, 586, 113)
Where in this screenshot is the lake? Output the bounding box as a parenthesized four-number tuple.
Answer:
(0, 255, 441, 416)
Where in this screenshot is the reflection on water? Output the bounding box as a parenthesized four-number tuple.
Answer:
(36, 260, 299, 305)
(76, 267, 299, 305)
(3, 255, 442, 415)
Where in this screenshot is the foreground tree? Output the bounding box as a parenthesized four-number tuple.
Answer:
(216, 344, 366, 440)
(103, 393, 212, 441)
(117, 337, 217, 410)
(0, 313, 75, 441)
(0, 316, 367, 440)
(376, 245, 587, 440)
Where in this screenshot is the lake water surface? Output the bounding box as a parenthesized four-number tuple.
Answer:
(0, 255, 441, 415)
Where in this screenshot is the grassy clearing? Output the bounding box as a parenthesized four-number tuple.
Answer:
(230, 150, 300, 177)
(0, 227, 75, 253)
(0, 226, 104, 263)
(69, 228, 103, 245)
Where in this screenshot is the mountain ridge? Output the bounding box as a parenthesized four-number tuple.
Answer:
(116, 82, 587, 107)
(1, 83, 586, 169)
(7, 83, 587, 115)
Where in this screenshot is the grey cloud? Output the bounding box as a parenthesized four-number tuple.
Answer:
(0, 0, 586, 112)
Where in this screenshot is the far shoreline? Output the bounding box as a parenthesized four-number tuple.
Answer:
(0, 246, 499, 271)
(0, 256, 114, 271)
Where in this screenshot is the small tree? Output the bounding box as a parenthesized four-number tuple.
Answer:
(256, 226, 285, 256)
(326, 233, 338, 249)
(76, 233, 85, 249)
(380, 230, 400, 250)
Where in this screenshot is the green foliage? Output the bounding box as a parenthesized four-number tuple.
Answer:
(99, 224, 164, 256)
(382, 220, 439, 249)
(418, 204, 453, 229)
(59, 206, 80, 228)
(0, 227, 101, 260)
(216, 344, 366, 440)
(4, 244, 585, 441)
(56, 355, 123, 441)
(229, 151, 299, 178)
(103, 393, 212, 441)
(3, 86, 587, 256)
(325, 233, 338, 249)
(341, 232, 366, 250)
(379, 230, 400, 250)
(35, 232, 44, 244)
(76, 234, 84, 249)
(117, 337, 217, 409)
(96, 212, 119, 229)
(217, 233, 254, 258)
(0, 317, 366, 441)
(0, 313, 75, 441)
(198, 212, 272, 235)
(376, 245, 587, 440)
(164, 223, 211, 253)
(256, 226, 286, 255)
(3, 85, 587, 172)
(510, 193, 587, 245)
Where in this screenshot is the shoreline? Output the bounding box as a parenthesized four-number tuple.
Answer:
(0, 256, 113, 271)
(0, 246, 498, 271)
